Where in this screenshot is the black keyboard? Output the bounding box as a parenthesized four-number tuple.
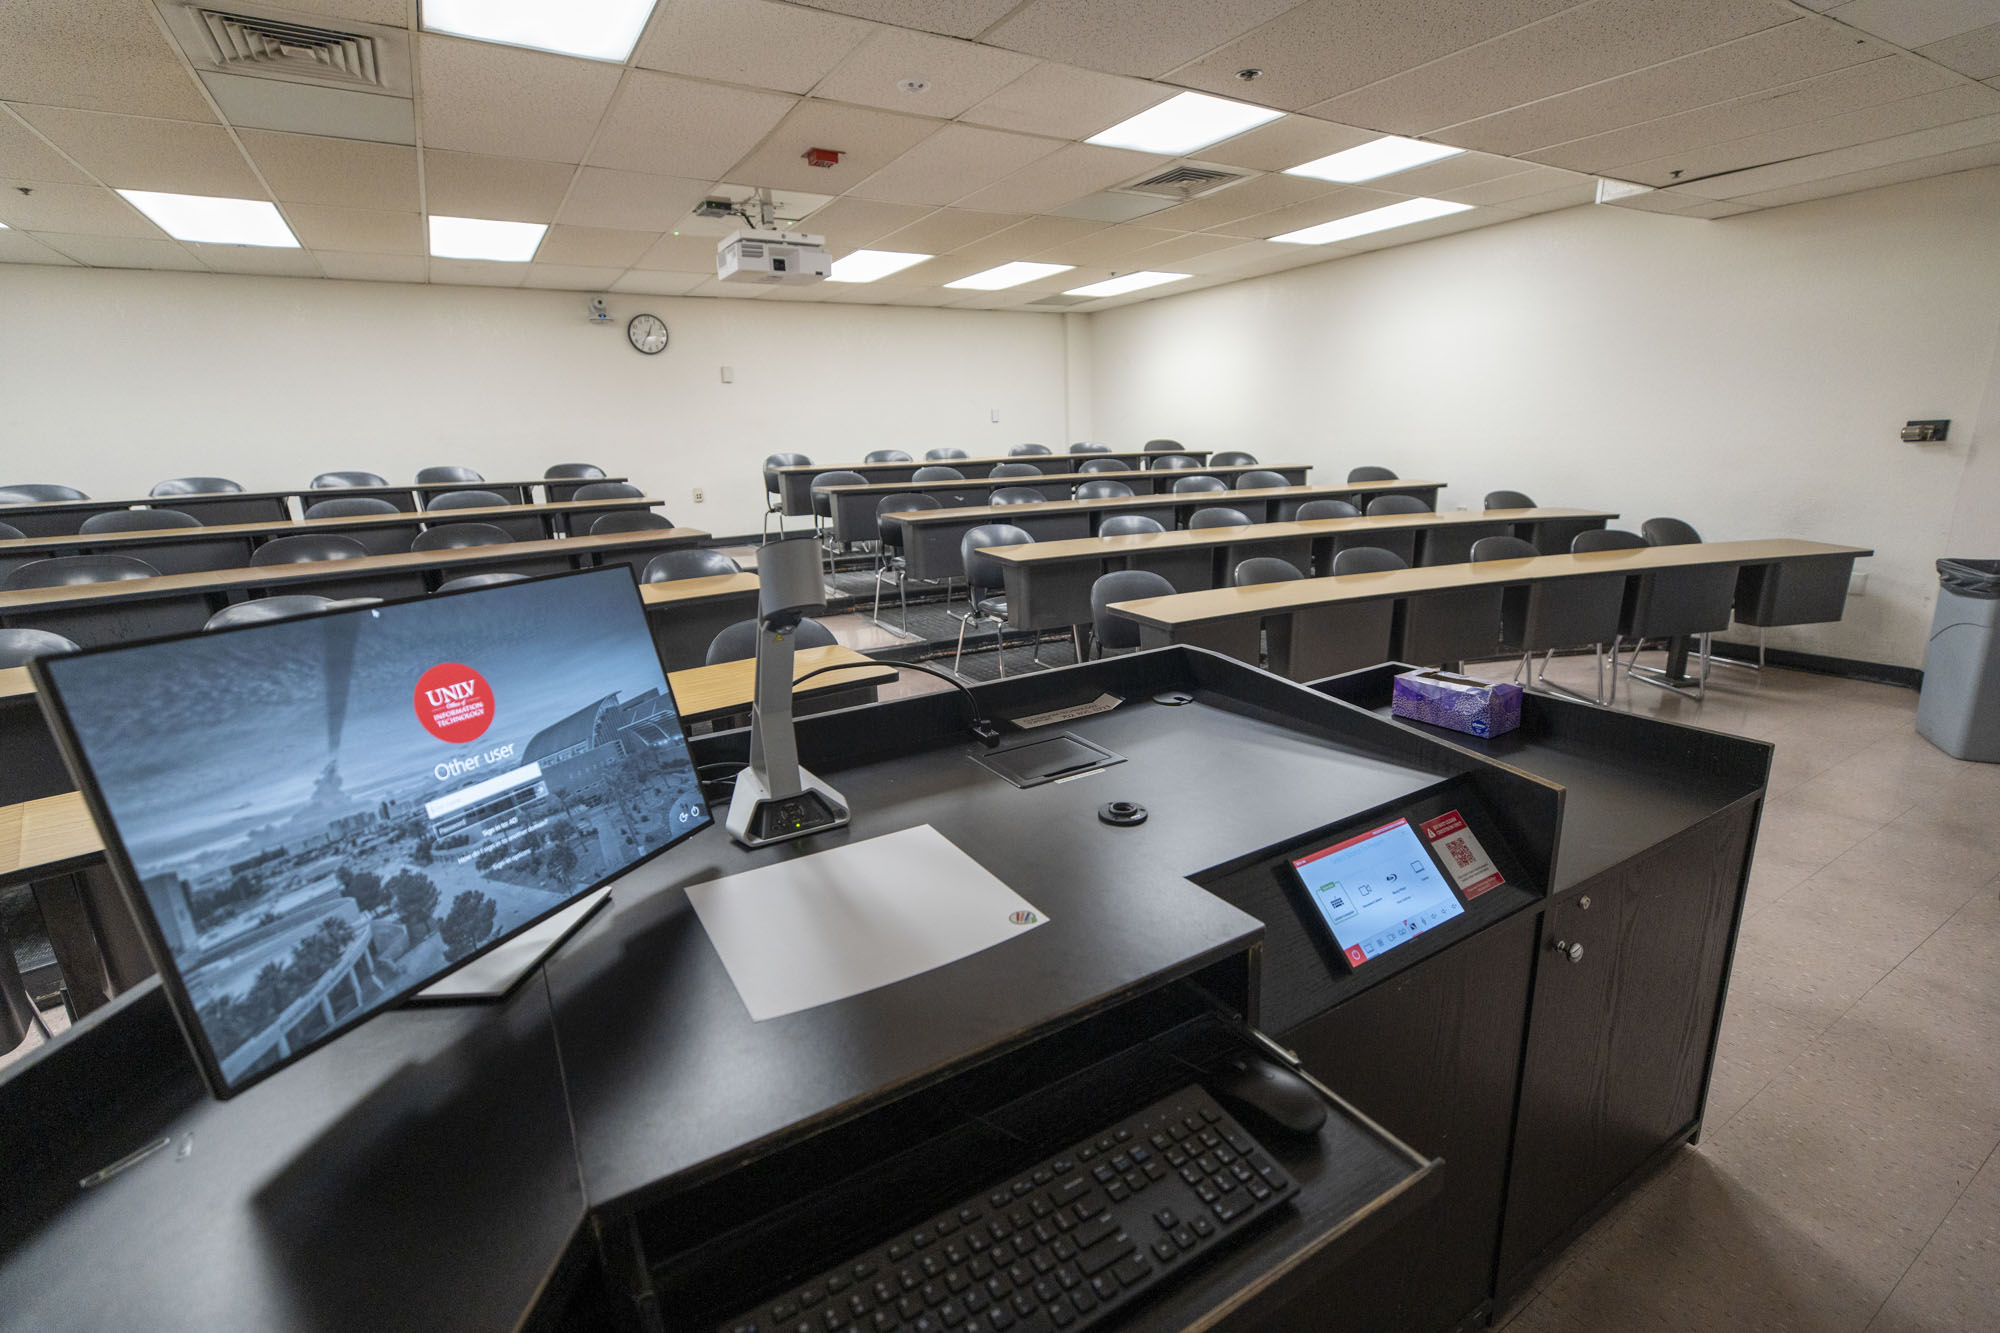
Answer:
(718, 1085, 1300, 1333)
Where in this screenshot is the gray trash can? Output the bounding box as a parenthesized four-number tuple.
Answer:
(1915, 558, 2000, 762)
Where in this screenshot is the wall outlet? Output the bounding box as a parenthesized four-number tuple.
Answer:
(990, 408, 1000, 423)
(692, 487, 705, 504)
(1848, 572, 1867, 596)
(720, 366, 734, 383)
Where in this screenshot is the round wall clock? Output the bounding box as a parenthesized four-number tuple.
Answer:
(627, 313, 669, 355)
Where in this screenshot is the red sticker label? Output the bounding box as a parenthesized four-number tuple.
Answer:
(414, 663, 494, 744)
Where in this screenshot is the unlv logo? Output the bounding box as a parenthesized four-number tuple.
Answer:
(414, 663, 494, 743)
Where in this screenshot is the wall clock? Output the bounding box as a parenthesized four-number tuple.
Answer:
(627, 313, 669, 355)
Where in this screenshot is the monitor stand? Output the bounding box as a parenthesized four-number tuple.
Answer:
(406, 887, 612, 1004)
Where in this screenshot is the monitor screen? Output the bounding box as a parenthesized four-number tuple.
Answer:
(36, 568, 710, 1097)
(1288, 817, 1465, 969)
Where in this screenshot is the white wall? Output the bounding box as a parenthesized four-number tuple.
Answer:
(1087, 166, 2000, 669)
(0, 268, 1071, 537)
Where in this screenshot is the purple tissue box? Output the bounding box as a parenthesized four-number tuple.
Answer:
(1391, 669, 1522, 738)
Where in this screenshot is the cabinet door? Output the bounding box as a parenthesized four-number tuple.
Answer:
(1499, 810, 1751, 1287)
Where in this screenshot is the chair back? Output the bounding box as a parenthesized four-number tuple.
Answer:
(203, 595, 337, 631)
(643, 549, 740, 582)
(1642, 517, 1703, 546)
(412, 523, 513, 551)
(988, 487, 1047, 506)
(1143, 440, 1181, 452)
(545, 463, 607, 480)
(0, 484, 90, 501)
(417, 466, 485, 485)
(961, 524, 1032, 598)
(1331, 546, 1408, 575)
(864, 450, 913, 463)
(1173, 475, 1227, 494)
(437, 573, 530, 594)
(149, 477, 243, 496)
(1366, 495, 1431, 516)
(1296, 499, 1360, 521)
(1236, 470, 1289, 490)
(706, 617, 834, 665)
(1069, 443, 1113, 453)
(809, 472, 866, 518)
(302, 496, 416, 555)
(1099, 515, 1165, 537)
(572, 482, 645, 501)
(1232, 557, 1303, 587)
(1572, 529, 1645, 553)
(1091, 570, 1174, 651)
(1188, 507, 1250, 530)
(1211, 451, 1258, 467)
(0, 522, 21, 540)
(762, 453, 810, 495)
(0, 627, 81, 667)
(591, 512, 674, 535)
(1078, 458, 1131, 474)
(876, 493, 940, 545)
(425, 489, 509, 511)
(1075, 480, 1134, 501)
(1347, 466, 1398, 482)
(305, 497, 400, 519)
(1484, 489, 1535, 510)
(250, 534, 369, 565)
(1471, 536, 1540, 562)
(989, 462, 1041, 479)
(912, 466, 964, 483)
(1150, 455, 1201, 471)
(79, 509, 201, 534)
(4, 554, 159, 589)
(1009, 444, 1053, 456)
(925, 448, 970, 461)
(310, 471, 387, 488)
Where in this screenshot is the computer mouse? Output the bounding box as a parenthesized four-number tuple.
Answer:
(1211, 1056, 1328, 1137)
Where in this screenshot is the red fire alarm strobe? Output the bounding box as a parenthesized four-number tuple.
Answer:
(803, 147, 842, 168)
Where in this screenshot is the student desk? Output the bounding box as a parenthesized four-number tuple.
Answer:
(814, 464, 1315, 545)
(636, 571, 761, 671)
(771, 452, 1211, 517)
(887, 480, 1448, 582)
(985, 508, 1618, 633)
(1108, 539, 1871, 681)
(0, 479, 630, 536)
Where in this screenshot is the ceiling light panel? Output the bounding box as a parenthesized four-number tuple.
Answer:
(1085, 91, 1283, 157)
(828, 250, 932, 283)
(1270, 197, 1472, 245)
(945, 261, 1075, 291)
(114, 190, 299, 246)
(428, 215, 548, 261)
(1286, 135, 1465, 183)
(1064, 271, 1190, 297)
(421, 0, 660, 63)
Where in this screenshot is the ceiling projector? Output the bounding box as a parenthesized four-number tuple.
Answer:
(717, 228, 831, 285)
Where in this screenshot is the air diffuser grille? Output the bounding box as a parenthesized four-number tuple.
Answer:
(197, 9, 382, 86)
(1117, 164, 1249, 200)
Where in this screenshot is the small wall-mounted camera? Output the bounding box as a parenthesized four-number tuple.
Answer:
(588, 297, 611, 324)
(1901, 419, 1949, 443)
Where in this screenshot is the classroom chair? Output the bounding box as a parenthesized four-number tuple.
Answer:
(1009, 444, 1053, 456)
(250, 534, 368, 565)
(1235, 470, 1289, 490)
(864, 450, 913, 463)
(417, 466, 485, 485)
(988, 487, 1047, 506)
(1075, 480, 1135, 501)
(1099, 515, 1165, 537)
(0, 627, 80, 667)
(989, 462, 1041, 479)
(707, 617, 834, 666)
(873, 493, 943, 633)
(309, 471, 387, 488)
(1348, 466, 1399, 482)
(1211, 452, 1259, 467)
(304, 496, 415, 555)
(203, 595, 339, 631)
(437, 573, 530, 594)
(644, 549, 740, 582)
(78, 508, 241, 575)
(1090, 569, 1174, 658)
(411, 523, 512, 551)
(1233, 557, 1304, 587)
(1479, 534, 1626, 704)
(1188, 507, 1250, 530)
(762, 453, 811, 538)
(590, 512, 675, 535)
(1485, 489, 1535, 510)
(955, 524, 1035, 677)
(0, 484, 90, 501)
(912, 466, 964, 483)
(1078, 458, 1132, 474)
(149, 477, 243, 496)
(1173, 475, 1227, 494)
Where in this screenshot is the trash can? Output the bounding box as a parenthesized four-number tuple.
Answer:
(1915, 558, 2000, 762)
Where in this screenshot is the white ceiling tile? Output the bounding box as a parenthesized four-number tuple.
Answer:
(430, 258, 528, 287)
(881, 287, 969, 305)
(1310, 0, 1800, 136)
(1027, 222, 1179, 264)
(1206, 186, 1388, 239)
(984, 0, 1301, 78)
(813, 28, 1037, 118)
(778, 0, 1023, 41)
(418, 35, 621, 163)
(0, 0, 216, 121)
(1188, 116, 1377, 173)
(1442, 17, 1893, 156)
(686, 277, 772, 297)
(1487, 182, 1597, 214)
(1826, 0, 2000, 49)
(1678, 110, 2000, 194)
(633, 230, 722, 272)
(1918, 23, 2000, 80)
(1170, 0, 1586, 109)
(953, 142, 1168, 212)
(1373, 149, 1541, 193)
(590, 72, 796, 180)
(32, 231, 201, 268)
(284, 204, 422, 253)
(197, 73, 416, 147)
(958, 62, 1165, 140)
(422, 150, 577, 223)
(634, 0, 875, 93)
(946, 213, 1111, 259)
(1725, 136, 2000, 205)
(14, 107, 262, 196)
(781, 195, 935, 251)
(317, 251, 430, 282)
(523, 263, 628, 290)
(191, 244, 321, 275)
(535, 224, 661, 267)
(1136, 172, 1340, 230)
(872, 207, 1026, 253)
(0, 111, 92, 183)
(304, 0, 410, 24)
(1119, 230, 1251, 265)
(558, 167, 713, 230)
(723, 99, 940, 194)
(0, 229, 78, 265)
(1432, 163, 1593, 203)
(611, 269, 707, 295)
(0, 180, 162, 236)
(875, 253, 997, 286)
(238, 130, 419, 210)
(849, 124, 1061, 205)
(1170, 238, 1319, 274)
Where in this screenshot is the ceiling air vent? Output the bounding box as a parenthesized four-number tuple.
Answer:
(1116, 162, 1251, 201)
(197, 9, 383, 87)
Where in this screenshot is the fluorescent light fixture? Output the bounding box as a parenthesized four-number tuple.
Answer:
(421, 0, 659, 62)
(1270, 197, 1473, 246)
(1285, 135, 1465, 183)
(1086, 91, 1283, 157)
(1064, 271, 1191, 298)
(827, 249, 931, 283)
(945, 261, 1074, 292)
(428, 215, 548, 262)
(115, 190, 298, 247)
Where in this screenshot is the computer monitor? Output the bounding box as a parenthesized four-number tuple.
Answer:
(33, 568, 711, 1098)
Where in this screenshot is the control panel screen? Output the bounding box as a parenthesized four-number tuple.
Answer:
(1289, 817, 1465, 968)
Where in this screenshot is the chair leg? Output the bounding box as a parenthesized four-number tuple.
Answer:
(993, 616, 1007, 679)
(954, 612, 970, 675)
(899, 573, 910, 632)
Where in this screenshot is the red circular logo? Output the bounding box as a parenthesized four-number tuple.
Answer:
(414, 663, 494, 743)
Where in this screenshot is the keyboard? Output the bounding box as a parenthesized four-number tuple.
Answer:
(717, 1085, 1301, 1333)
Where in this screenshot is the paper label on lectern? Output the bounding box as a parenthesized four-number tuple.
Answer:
(1419, 811, 1504, 899)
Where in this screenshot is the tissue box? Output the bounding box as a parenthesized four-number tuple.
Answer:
(1391, 669, 1522, 738)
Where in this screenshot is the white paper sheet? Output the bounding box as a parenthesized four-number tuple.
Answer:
(686, 825, 1051, 1021)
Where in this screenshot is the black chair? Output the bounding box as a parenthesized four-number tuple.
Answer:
(1099, 515, 1165, 537)
(78, 507, 242, 576)
(955, 524, 1034, 678)
(303, 496, 414, 555)
(1233, 557, 1303, 587)
(1078, 458, 1132, 474)
(762, 452, 811, 537)
(417, 466, 485, 485)
(545, 463, 606, 479)
(149, 477, 243, 496)
(78, 509, 201, 534)
(988, 487, 1046, 506)
(1597, 526, 1733, 695)
(411, 523, 512, 551)
(1480, 535, 1624, 704)
(1642, 517, 1703, 546)
(1296, 499, 1360, 521)
(590, 512, 675, 535)
(1348, 466, 1398, 483)
(1069, 443, 1113, 454)
(0, 627, 80, 667)
(569, 481, 649, 536)
(1273, 546, 1409, 679)
(808, 471, 866, 569)
(1009, 444, 1053, 456)
(0, 484, 89, 501)
(424, 488, 545, 541)
(1485, 489, 1535, 510)
(1090, 569, 1173, 658)
(249, 534, 368, 565)
(1143, 440, 1182, 452)
(203, 595, 339, 631)
(1188, 507, 1250, 530)
(1150, 455, 1201, 471)
(1075, 480, 1134, 501)
(1397, 540, 1516, 669)
(437, 572, 530, 594)
(864, 450, 913, 463)
(1356, 494, 1433, 565)
(643, 549, 740, 582)
(989, 462, 1041, 479)
(1367, 495, 1431, 516)
(1211, 452, 1258, 467)
(1573, 528, 1646, 554)
(0, 521, 20, 538)
(912, 466, 964, 483)
(874, 493, 943, 632)
(1, 555, 213, 646)
(925, 448, 970, 461)
(706, 617, 834, 666)
(1173, 475, 1227, 494)
(1235, 471, 1289, 490)
(310, 471, 388, 488)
